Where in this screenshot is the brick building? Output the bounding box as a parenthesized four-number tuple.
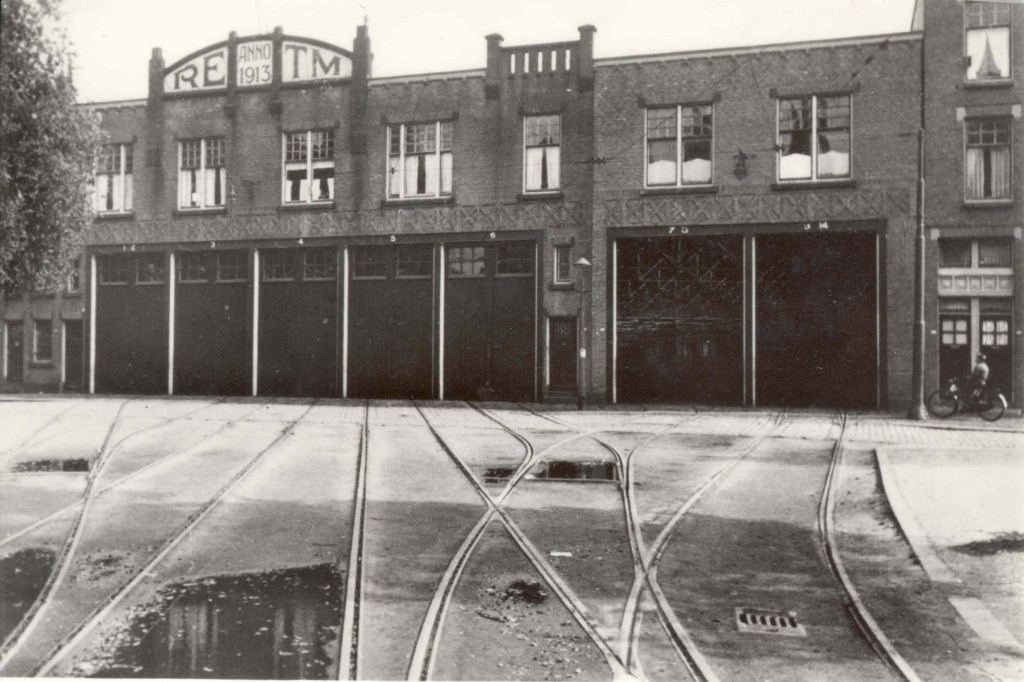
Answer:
(1, 0, 1021, 411)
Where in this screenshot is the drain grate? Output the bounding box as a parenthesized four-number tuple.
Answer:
(735, 608, 806, 637)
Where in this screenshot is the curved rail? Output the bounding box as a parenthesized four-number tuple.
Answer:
(817, 413, 922, 682)
(20, 401, 316, 678)
(0, 401, 87, 470)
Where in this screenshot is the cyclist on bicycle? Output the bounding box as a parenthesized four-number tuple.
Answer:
(968, 353, 989, 402)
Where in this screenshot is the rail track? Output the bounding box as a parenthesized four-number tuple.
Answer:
(0, 400, 316, 678)
(338, 401, 370, 681)
(0, 400, 103, 470)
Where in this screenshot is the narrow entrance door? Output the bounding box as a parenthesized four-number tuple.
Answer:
(63, 320, 84, 391)
(939, 314, 970, 384)
(980, 312, 1012, 401)
(549, 317, 577, 391)
(5, 321, 24, 382)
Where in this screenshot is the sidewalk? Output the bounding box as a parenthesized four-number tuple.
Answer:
(876, 444, 1024, 664)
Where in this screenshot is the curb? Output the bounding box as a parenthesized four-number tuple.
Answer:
(874, 446, 961, 585)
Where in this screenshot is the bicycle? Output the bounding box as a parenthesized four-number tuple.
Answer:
(926, 377, 1007, 422)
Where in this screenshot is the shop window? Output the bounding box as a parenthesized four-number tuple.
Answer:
(396, 245, 433, 279)
(978, 239, 1012, 267)
(283, 130, 334, 204)
(178, 253, 209, 283)
(351, 247, 387, 279)
(387, 121, 453, 199)
(98, 254, 129, 285)
(496, 243, 533, 277)
(135, 253, 165, 284)
(262, 250, 295, 281)
(554, 245, 572, 284)
(448, 245, 485, 278)
(178, 138, 225, 209)
(965, 2, 1011, 81)
(216, 251, 248, 283)
(939, 239, 972, 268)
(941, 318, 969, 347)
(303, 248, 336, 281)
(966, 118, 1011, 201)
(646, 105, 713, 186)
(524, 115, 560, 192)
(981, 318, 1010, 347)
(95, 143, 133, 213)
(778, 95, 851, 181)
(33, 320, 52, 362)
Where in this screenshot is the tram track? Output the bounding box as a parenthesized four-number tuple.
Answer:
(406, 401, 678, 681)
(0, 398, 261, 551)
(1, 400, 317, 678)
(338, 401, 370, 681)
(0, 400, 97, 470)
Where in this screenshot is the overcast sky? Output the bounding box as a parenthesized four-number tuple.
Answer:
(61, 0, 917, 103)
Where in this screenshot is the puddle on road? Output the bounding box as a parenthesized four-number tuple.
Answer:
(0, 547, 56, 641)
(76, 564, 343, 679)
(11, 458, 91, 472)
(529, 460, 618, 482)
(503, 579, 549, 604)
(951, 532, 1024, 556)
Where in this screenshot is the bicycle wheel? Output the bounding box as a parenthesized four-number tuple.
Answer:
(926, 389, 957, 418)
(977, 390, 1006, 422)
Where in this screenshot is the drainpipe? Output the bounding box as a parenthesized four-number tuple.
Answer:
(909, 31, 927, 420)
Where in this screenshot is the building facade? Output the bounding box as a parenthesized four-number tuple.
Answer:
(1, 0, 1021, 411)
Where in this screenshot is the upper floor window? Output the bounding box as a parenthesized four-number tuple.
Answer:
(387, 121, 453, 199)
(778, 95, 851, 182)
(95, 143, 133, 213)
(965, 118, 1012, 201)
(524, 115, 560, 192)
(646, 105, 713, 187)
(283, 130, 334, 204)
(965, 2, 1011, 81)
(178, 138, 225, 210)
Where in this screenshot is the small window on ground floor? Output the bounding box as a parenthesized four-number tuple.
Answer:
(33, 320, 52, 362)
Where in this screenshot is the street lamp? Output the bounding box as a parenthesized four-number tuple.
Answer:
(574, 257, 592, 410)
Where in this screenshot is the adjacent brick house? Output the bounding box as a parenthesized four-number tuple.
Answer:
(2, 0, 1020, 411)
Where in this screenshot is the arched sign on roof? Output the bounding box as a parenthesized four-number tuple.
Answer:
(164, 34, 353, 94)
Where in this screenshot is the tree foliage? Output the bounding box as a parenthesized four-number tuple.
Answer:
(1, 0, 98, 293)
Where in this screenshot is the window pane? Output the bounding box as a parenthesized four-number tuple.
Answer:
(555, 245, 571, 283)
(405, 124, 435, 154)
(396, 244, 433, 278)
(303, 248, 336, 280)
(286, 133, 307, 162)
(647, 139, 677, 185)
(352, 247, 387, 279)
(99, 254, 129, 284)
(448, 246, 485, 278)
(100, 145, 120, 173)
(136, 253, 165, 284)
(262, 250, 295, 281)
(205, 139, 225, 167)
(497, 243, 533, 276)
(311, 131, 334, 160)
(312, 164, 334, 201)
(178, 253, 209, 283)
(680, 105, 711, 138)
(525, 146, 560, 191)
(779, 131, 812, 179)
(216, 251, 248, 282)
(681, 138, 711, 183)
(979, 239, 1012, 267)
(206, 167, 225, 206)
(525, 115, 560, 145)
(34, 321, 52, 361)
(816, 130, 850, 178)
(966, 27, 1010, 80)
(286, 167, 308, 202)
(181, 140, 202, 169)
(646, 108, 676, 140)
(939, 240, 972, 267)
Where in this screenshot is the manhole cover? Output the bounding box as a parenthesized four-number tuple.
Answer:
(735, 608, 806, 637)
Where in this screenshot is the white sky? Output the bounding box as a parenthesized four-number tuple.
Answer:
(61, 0, 917, 103)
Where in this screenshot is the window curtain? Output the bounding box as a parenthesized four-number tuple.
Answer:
(180, 169, 200, 207)
(966, 28, 1010, 80)
(405, 154, 438, 196)
(967, 147, 1010, 199)
(205, 167, 225, 206)
(989, 147, 1010, 198)
(526, 146, 560, 190)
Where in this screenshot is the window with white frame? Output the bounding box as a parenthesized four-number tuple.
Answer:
(95, 143, 133, 213)
(554, 245, 571, 284)
(387, 121, 453, 199)
(965, 118, 1012, 201)
(965, 2, 1011, 81)
(178, 138, 225, 209)
(646, 105, 713, 186)
(33, 320, 52, 362)
(283, 130, 335, 204)
(778, 95, 851, 181)
(524, 115, 560, 192)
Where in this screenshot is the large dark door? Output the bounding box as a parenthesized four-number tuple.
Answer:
(616, 236, 744, 404)
(348, 244, 434, 399)
(6, 321, 24, 382)
(175, 251, 250, 396)
(95, 253, 168, 394)
(756, 231, 876, 409)
(981, 307, 1012, 401)
(258, 247, 338, 397)
(549, 317, 577, 391)
(445, 241, 536, 402)
(939, 311, 970, 385)
(63, 320, 84, 391)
